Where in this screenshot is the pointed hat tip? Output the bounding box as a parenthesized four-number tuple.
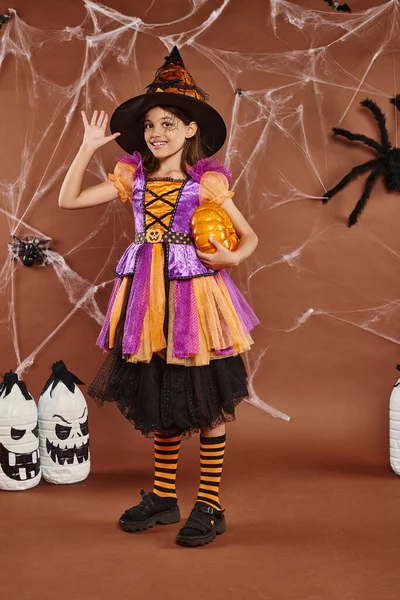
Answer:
(165, 45, 184, 66)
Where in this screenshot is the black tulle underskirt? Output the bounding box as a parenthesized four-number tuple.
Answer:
(88, 349, 248, 437)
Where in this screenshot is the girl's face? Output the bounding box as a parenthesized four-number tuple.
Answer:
(144, 106, 197, 159)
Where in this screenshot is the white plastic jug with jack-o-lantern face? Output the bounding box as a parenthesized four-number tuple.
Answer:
(0, 371, 41, 491)
(38, 361, 90, 485)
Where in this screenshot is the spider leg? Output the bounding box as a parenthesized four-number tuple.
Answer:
(360, 98, 391, 153)
(38, 246, 51, 264)
(11, 235, 24, 244)
(11, 248, 24, 258)
(35, 248, 46, 262)
(9, 240, 23, 252)
(332, 127, 382, 153)
(390, 95, 400, 111)
(322, 158, 380, 203)
(36, 238, 51, 245)
(347, 166, 383, 227)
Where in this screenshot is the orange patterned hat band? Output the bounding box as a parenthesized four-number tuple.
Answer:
(146, 46, 209, 102)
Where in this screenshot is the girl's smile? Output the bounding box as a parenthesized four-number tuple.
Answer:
(150, 140, 168, 150)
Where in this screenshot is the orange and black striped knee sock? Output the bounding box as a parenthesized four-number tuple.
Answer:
(197, 434, 226, 511)
(153, 432, 182, 499)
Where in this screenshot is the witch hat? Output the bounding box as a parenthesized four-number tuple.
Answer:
(110, 46, 226, 157)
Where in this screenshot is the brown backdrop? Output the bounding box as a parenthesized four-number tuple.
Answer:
(1, 1, 400, 599)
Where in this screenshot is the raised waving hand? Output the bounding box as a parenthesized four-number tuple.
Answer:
(81, 110, 120, 151)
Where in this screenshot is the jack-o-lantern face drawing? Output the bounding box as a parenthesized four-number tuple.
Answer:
(0, 371, 41, 491)
(46, 408, 89, 466)
(39, 361, 90, 485)
(146, 228, 163, 243)
(0, 424, 40, 482)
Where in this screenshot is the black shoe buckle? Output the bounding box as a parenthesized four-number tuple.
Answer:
(200, 505, 215, 515)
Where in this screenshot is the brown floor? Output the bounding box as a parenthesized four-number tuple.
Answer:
(1, 403, 399, 600)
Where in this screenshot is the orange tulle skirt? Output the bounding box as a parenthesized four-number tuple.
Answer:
(103, 244, 257, 367)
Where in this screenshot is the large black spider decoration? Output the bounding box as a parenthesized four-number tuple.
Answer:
(322, 98, 400, 227)
(9, 236, 51, 267)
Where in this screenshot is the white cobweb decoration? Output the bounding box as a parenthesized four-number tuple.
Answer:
(1, 0, 400, 422)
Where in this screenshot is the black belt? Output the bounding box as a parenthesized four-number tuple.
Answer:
(135, 229, 194, 245)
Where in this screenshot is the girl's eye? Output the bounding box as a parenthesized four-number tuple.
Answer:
(163, 121, 173, 128)
(144, 123, 152, 130)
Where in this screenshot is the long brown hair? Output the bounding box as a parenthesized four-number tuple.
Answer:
(141, 105, 205, 176)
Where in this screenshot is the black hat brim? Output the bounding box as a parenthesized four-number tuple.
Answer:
(110, 93, 226, 157)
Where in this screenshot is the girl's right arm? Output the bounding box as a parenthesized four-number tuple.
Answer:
(58, 110, 121, 210)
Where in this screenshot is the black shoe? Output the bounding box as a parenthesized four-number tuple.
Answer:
(119, 489, 181, 532)
(176, 501, 226, 547)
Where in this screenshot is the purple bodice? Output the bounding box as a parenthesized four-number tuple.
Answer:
(114, 153, 228, 280)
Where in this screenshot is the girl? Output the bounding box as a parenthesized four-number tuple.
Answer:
(58, 47, 259, 547)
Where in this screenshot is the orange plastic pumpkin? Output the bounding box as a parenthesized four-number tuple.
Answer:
(191, 204, 239, 254)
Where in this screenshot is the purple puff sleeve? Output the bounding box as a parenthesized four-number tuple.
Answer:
(116, 151, 142, 169)
(188, 158, 232, 185)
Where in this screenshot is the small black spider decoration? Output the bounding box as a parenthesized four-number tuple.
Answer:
(9, 235, 51, 267)
(0, 10, 11, 30)
(324, 0, 351, 13)
(322, 98, 400, 227)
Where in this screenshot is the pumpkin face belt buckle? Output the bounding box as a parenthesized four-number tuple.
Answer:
(146, 228, 163, 243)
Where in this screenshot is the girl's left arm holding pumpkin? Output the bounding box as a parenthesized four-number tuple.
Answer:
(195, 169, 259, 270)
(197, 197, 258, 270)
